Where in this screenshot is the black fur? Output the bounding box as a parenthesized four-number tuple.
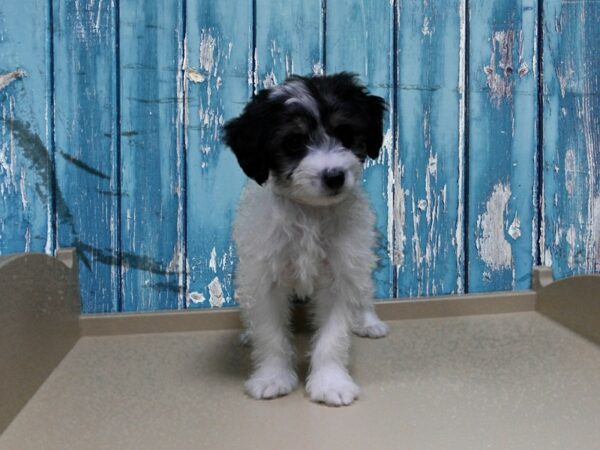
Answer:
(222, 72, 387, 185)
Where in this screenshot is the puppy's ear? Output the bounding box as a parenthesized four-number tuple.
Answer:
(222, 90, 278, 185)
(363, 94, 386, 160)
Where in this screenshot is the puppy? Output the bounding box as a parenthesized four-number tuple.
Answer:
(223, 73, 389, 406)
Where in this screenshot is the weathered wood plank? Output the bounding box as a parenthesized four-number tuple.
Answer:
(255, 0, 323, 87)
(119, 0, 185, 311)
(185, 0, 252, 308)
(395, 0, 465, 297)
(468, 0, 538, 291)
(326, 0, 394, 298)
(542, 0, 600, 277)
(0, 0, 52, 255)
(53, 0, 119, 313)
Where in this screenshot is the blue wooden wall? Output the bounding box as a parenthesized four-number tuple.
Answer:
(0, 0, 598, 313)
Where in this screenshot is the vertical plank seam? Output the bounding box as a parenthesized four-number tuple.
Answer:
(535, 0, 544, 266)
(321, 0, 327, 74)
(180, 0, 189, 308)
(252, 0, 257, 95)
(463, 0, 470, 293)
(47, 0, 57, 256)
(392, 0, 399, 297)
(115, 0, 123, 312)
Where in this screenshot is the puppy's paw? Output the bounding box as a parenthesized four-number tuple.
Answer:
(245, 367, 298, 399)
(352, 320, 389, 339)
(306, 367, 360, 406)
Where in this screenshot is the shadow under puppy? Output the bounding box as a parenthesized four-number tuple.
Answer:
(223, 73, 389, 406)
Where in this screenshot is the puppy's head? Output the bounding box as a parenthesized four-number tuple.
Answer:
(223, 72, 386, 206)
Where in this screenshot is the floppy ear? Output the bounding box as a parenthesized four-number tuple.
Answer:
(363, 94, 386, 160)
(222, 90, 277, 185)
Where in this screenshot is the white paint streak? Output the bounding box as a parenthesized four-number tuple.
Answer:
(209, 247, 217, 272)
(167, 244, 182, 274)
(476, 183, 512, 270)
(556, 66, 574, 98)
(394, 181, 406, 268)
(208, 277, 224, 308)
(0, 69, 26, 91)
(19, 167, 27, 211)
(566, 225, 576, 269)
(422, 16, 432, 36)
(577, 72, 598, 272)
(200, 31, 216, 72)
(593, 195, 600, 271)
(24, 227, 31, 253)
(564, 148, 576, 196)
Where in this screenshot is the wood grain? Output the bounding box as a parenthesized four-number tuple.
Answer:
(0, 0, 53, 255)
(542, 0, 600, 278)
(467, 0, 538, 292)
(53, 0, 119, 313)
(396, 0, 465, 297)
(327, 0, 395, 298)
(185, 0, 253, 308)
(119, 0, 185, 311)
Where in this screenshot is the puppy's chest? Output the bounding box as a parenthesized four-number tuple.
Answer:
(276, 220, 334, 294)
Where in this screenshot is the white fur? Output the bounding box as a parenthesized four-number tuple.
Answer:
(233, 178, 388, 406)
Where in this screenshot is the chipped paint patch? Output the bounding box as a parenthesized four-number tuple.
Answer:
(186, 67, 205, 83)
(188, 291, 206, 305)
(208, 277, 224, 307)
(508, 212, 521, 240)
(518, 62, 529, 77)
(0, 69, 26, 91)
(313, 62, 324, 76)
(263, 70, 278, 89)
(484, 31, 514, 107)
(476, 183, 512, 270)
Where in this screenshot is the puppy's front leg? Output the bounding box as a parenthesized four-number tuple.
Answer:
(306, 286, 359, 406)
(244, 284, 298, 399)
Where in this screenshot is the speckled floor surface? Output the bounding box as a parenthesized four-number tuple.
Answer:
(2, 312, 600, 450)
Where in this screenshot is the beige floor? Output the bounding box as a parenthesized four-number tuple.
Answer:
(2, 312, 600, 450)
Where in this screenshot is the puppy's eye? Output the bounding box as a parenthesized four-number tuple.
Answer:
(283, 134, 306, 151)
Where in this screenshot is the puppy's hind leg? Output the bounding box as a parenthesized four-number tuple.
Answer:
(243, 284, 298, 400)
(352, 301, 389, 339)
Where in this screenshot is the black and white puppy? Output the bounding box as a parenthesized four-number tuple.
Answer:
(224, 73, 388, 406)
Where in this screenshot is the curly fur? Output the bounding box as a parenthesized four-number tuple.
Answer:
(224, 73, 389, 406)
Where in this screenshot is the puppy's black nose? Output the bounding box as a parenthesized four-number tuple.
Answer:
(322, 169, 345, 190)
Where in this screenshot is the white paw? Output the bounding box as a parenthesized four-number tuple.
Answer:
(306, 367, 360, 406)
(245, 367, 298, 399)
(353, 320, 389, 338)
